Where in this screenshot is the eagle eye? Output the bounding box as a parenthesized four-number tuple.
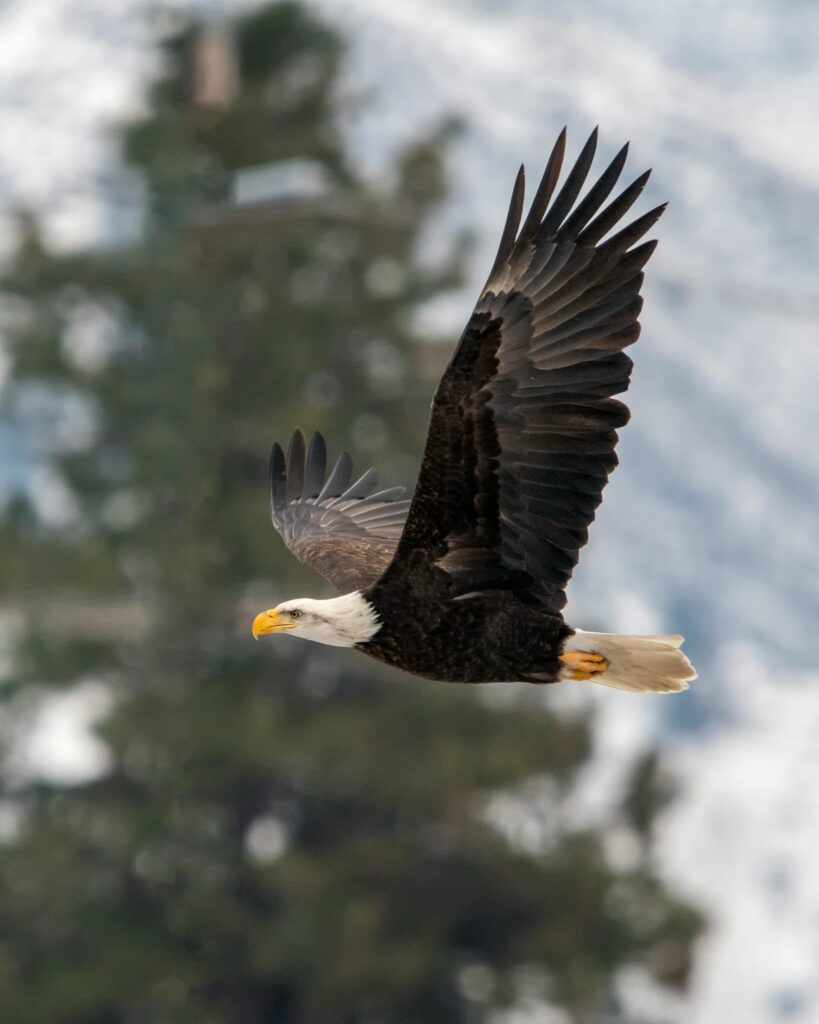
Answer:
(290, 609, 303, 620)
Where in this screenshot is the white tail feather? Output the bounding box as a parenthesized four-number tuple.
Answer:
(562, 629, 696, 693)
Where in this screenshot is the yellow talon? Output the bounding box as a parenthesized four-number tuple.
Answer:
(559, 649, 608, 681)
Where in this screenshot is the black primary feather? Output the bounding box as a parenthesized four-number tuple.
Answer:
(303, 432, 327, 498)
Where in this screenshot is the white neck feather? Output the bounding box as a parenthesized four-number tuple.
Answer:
(278, 591, 380, 648)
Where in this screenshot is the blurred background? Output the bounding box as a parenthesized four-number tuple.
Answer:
(0, 1, 817, 1021)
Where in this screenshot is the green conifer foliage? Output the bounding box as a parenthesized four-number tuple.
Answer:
(0, 4, 702, 1022)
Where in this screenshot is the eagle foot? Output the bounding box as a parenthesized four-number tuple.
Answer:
(559, 649, 608, 681)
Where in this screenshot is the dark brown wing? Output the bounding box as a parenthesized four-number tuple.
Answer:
(270, 430, 410, 592)
(389, 128, 663, 614)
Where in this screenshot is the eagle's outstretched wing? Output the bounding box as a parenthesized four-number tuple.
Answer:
(388, 128, 663, 614)
(269, 429, 410, 592)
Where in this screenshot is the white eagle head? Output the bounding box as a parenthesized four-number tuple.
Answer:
(252, 591, 380, 648)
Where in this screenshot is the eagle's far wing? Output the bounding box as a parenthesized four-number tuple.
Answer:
(269, 430, 410, 593)
(389, 128, 664, 614)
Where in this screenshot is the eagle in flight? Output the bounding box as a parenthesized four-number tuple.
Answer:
(253, 129, 696, 693)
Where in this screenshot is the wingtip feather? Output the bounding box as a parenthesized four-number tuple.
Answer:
(269, 441, 287, 515)
(286, 429, 307, 503)
(304, 431, 327, 499)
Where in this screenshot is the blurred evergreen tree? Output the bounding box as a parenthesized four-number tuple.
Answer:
(0, 4, 702, 1022)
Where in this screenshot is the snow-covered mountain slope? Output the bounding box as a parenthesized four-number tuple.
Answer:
(0, 0, 154, 253)
(656, 649, 819, 1024)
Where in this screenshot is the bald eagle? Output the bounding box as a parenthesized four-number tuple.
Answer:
(253, 129, 696, 693)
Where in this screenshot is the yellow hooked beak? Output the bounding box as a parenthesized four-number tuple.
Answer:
(252, 609, 297, 640)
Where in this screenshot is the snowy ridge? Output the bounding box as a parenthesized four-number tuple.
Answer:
(657, 647, 819, 1024)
